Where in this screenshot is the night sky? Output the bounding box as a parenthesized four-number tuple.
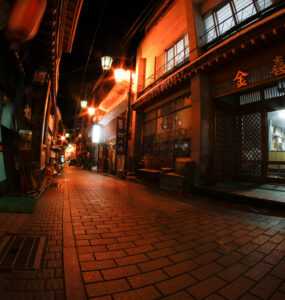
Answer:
(57, 0, 158, 129)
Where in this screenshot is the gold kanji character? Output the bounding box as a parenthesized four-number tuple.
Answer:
(271, 56, 285, 76)
(234, 70, 248, 88)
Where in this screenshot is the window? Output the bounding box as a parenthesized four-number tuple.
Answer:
(142, 95, 191, 159)
(165, 34, 189, 73)
(216, 4, 235, 35)
(202, 0, 274, 44)
(234, 0, 257, 23)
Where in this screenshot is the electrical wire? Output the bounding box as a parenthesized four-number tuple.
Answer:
(89, 0, 164, 101)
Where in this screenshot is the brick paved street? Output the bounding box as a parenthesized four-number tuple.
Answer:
(0, 167, 285, 299)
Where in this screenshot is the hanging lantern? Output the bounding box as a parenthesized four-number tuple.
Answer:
(5, 0, 47, 43)
(80, 100, 88, 109)
(101, 56, 113, 70)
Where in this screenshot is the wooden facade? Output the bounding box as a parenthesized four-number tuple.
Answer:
(131, 0, 285, 186)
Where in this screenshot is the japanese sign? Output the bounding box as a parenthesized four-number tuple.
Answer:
(233, 70, 248, 88)
(116, 117, 125, 155)
(271, 56, 285, 76)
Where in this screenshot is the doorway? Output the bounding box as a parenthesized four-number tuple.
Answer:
(267, 110, 285, 182)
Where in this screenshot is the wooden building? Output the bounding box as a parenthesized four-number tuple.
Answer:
(0, 0, 83, 195)
(130, 0, 285, 189)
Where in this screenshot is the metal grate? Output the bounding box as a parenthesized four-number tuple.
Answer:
(49, 182, 61, 188)
(0, 235, 46, 270)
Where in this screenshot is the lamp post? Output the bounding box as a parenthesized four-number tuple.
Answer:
(101, 56, 133, 176)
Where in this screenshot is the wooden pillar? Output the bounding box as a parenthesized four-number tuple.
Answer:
(183, 0, 204, 61)
(191, 73, 213, 184)
(31, 81, 50, 163)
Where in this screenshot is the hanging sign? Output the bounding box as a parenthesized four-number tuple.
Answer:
(233, 70, 248, 88)
(116, 117, 125, 155)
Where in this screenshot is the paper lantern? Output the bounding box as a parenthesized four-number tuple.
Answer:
(5, 0, 47, 42)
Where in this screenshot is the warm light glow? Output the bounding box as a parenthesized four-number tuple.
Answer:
(114, 68, 131, 82)
(61, 136, 65, 141)
(81, 100, 88, 109)
(279, 110, 285, 119)
(101, 56, 113, 70)
(65, 133, 70, 138)
(88, 107, 95, 116)
(92, 125, 100, 143)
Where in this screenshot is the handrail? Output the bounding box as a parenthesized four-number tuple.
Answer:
(200, 0, 282, 46)
(138, 45, 190, 93)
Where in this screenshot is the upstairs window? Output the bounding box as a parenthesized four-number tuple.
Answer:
(165, 34, 189, 72)
(202, 0, 274, 45)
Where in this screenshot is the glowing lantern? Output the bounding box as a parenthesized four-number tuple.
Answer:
(101, 56, 113, 70)
(80, 100, 88, 109)
(5, 0, 47, 43)
(88, 107, 95, 116)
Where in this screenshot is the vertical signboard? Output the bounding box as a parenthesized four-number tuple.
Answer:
(116, 117, 125, 155)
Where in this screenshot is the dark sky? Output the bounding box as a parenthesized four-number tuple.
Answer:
(57, 0, 157, 129)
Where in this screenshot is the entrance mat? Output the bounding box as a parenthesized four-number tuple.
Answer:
(0, 196, 36, 213)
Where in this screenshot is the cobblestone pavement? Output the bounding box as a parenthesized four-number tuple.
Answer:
(0, 167, 285, 300)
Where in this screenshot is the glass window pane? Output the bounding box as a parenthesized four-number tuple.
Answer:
(268, 110, 285, 179)
(175, 107, 192, 140)
(185, 34, 189, 58)
(216, 4, 235, 34)
(156, 114, 174, 157)
(176, 39, 184, 65)
(176, 95, 191, 110)
(233, 0, 256, 23)
(256, 0, 272, 11)
(203, 14, 217, 43)
(145, 109, 157, 122)
(166, 47, 174, 71)
(157, 101, 175, 117)
(143, 119, 156, 155)
(157, 114, 174, 142)
(175, 107, 192, 157)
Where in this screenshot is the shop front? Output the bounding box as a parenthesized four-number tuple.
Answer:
(213, 55, 285, 184)
(138, 90, 192, 170)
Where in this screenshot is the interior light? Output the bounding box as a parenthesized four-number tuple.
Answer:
(278, 110, 285, 119)
(92, 125, 100, 143)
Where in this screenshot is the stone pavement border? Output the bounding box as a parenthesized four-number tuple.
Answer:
(63, 180, 87, 300)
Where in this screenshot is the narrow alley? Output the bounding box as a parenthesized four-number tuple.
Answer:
(0, 167, 284, 299)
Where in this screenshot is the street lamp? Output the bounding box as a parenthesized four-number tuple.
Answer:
(101, 56, 133, 176)
(81, 100, 88, 109)
(88, 107, 95, 116)
(101, 56, 113, 70)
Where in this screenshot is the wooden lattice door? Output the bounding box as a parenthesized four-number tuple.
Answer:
(215, 109, 238, 182)
(238, 112, 266, 183)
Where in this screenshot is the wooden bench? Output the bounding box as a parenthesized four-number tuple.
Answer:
(159, 159, 195, 193)
(137, 168, 161, 182)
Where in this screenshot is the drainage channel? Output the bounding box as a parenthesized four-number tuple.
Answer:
(0, 235, 46, 271)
